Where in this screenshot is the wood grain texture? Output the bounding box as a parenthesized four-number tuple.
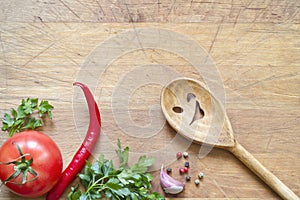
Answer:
(0, 0, 299, 199)
(0, 0, 299, 23)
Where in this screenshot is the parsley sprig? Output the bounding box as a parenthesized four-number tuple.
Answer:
(1, 98, 54, 137)
(68, 140, 165, 200)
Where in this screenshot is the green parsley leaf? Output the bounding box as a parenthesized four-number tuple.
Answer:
(38, 100, 54, 119)
(1, 98, 54, 137)
(22, 98, 38, 114)
(68, 186, 82, 200)
(115, 139, 129, 169)
(131, 155, 156, 174)
(22, 117, 42, 130)
(17, 105, 26, 119)
(2, 113, 14, 128)
(69, 141, 165, 200)
(11, 108, 17, 118)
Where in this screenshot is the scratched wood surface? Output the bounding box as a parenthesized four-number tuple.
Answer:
(0, 0, 299, 199)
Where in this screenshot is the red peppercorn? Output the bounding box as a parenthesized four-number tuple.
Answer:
(179, 168, 185, 174)
(176, 152, 182, 159)
(183, 167, 188, 173)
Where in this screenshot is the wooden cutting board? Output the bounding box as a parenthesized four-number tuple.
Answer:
(0, 1, 299, 199)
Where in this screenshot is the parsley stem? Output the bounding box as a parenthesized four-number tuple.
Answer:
(85, 175, 110, 194)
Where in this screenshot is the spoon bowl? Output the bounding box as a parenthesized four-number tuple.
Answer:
(161, 78, 234, 148)
(161, 77, 299, 200)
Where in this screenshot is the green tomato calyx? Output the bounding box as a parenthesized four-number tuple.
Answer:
(0, 142, 38, 186)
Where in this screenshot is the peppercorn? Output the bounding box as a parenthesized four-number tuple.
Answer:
(179, 168, 185, 174)
(198, 172, 204, 179)
(183, 167, 188, 173)
(183, 152, 188, 158)
(166, 168, 172, 174)
(184, 161, 189, 168)
(176, 152, 182, 159)
(194, 179, 200, 185)
(185, 175, 191, 181)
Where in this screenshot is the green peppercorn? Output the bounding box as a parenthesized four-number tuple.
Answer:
(183, 152, 188, 158)
(198, 172, 204, 179)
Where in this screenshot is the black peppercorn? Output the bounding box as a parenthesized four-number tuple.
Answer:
(184, 162, 189, 168)
(185, 175, 191, 181)
(166, 168, 172, 174)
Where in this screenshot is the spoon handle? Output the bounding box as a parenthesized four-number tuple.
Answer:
(229, 142, 299, 200)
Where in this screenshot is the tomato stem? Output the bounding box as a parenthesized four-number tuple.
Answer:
(0, 142, 38, 186)
(0, 153, 30, 165)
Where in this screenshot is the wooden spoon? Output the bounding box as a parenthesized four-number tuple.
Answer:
(161, 77, 299, 200)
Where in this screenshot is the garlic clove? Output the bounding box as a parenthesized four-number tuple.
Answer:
(163, 185, 185, 194)
(160, 165, 185, 194)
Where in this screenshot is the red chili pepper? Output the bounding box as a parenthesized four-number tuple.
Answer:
(46, 82, 101, 200)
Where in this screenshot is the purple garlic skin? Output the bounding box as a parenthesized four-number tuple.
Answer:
(160, 165, 185, 194)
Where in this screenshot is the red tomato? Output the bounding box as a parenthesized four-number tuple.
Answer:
(0, 130, 63, 198)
